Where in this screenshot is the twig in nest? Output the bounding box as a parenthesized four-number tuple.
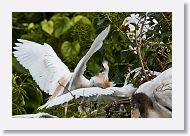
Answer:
(104, 98, 131, 118)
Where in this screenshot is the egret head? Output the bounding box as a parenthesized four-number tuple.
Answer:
(100, 60, 109, 73)
(89, 60, 115, 88)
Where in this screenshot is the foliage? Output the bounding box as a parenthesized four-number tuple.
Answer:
(12, 12, 172, 117)
(12, 74, 42, 115)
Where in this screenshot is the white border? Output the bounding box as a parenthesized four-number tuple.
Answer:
(0, 0, 184, 130)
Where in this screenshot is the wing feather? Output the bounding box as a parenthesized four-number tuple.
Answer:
(68, 25, 111, 91)
(13, 39, 71, 95)
(38, 84, 136, 109)
(38, 86, 116, 109)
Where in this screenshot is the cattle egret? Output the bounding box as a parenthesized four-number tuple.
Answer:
(38, 67, 163, 110)
(89, 60, 115, 88)
(131, 68, 172, 118)
(13, 25, 112, 100)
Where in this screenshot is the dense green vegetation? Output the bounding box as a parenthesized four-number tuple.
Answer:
(12, 12, 172, 117)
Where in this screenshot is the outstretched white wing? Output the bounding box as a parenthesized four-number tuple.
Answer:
(68, 25, 111, 91)
(13, 39, 71, 95)
(39, 87, 115, 109)
(39, 84, 136, 109)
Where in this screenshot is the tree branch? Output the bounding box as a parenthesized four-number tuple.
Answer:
(135, 13, 149, 81)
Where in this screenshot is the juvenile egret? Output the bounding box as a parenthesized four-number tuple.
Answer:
(131, 68, 172, 118)
(13, 25, 112, 100)
(89, 60, 115, 88)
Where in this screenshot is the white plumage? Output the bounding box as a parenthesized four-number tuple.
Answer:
(38, 84, 136, 109)
(89, 60, 115, 88)
(68, 26, 111, 91)
(14, 40, 71, 95)
(12, 112, 57, 118)
(134, 67, 172, 117)
(135, 68, 172, 104)
(13, 25, 111, 99)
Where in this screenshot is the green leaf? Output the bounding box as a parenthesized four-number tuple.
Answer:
(12, 57, 28, 74)
(61, 41, 80, 58)
(41, 20, 54, 35)
(166, 55, 172, 64)
(20, 95, 25, 106)
(12, 90, 20, 103)
(71, 15, 92, 26)
(12, 103, 26, 115)
(28, 22, 35, 30)
(51, 16, 71, 38)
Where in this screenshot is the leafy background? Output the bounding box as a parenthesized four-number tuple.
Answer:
(12, 12, 172, 117)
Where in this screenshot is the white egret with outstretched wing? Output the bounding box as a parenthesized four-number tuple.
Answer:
(68, 26, 111, 91)
(38, 83, 136, 109)
(13, 25, 112, 100)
